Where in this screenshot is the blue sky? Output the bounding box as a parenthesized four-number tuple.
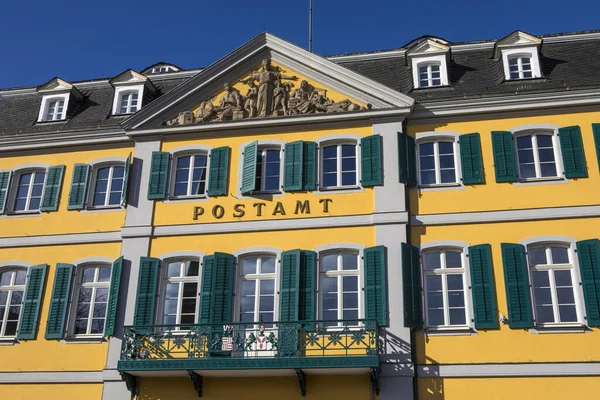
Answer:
(1, 0, 598, 89)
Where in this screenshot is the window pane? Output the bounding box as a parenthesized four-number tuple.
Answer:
(445, 252, 462, 268)
(420, 155, 435, 170)
(241, 280, 255, 296)
(108, 192, 121, 205)
(5, 321, 18, 336)
(554, 270, 572, 287)
(550, 247, 569, 264)
(322, 276, 337, 294)
(167, 263, 181, 278)
(425, 274, 442, 291)
(343, 276, 358, 291)
(242, 258, 257, 275)
(446, 275, 463, 291)
(93, 303, 107, 318)
(174, 183, 187, 196)
(341, 172, 356, 186)
(420, 171, 435, 185)
(536, 305, 554, 323)
(341, 157, 356, 172)
(182, 282, 197, 297)
(423, 252, 441, 270)
(342, 254, 358, 270)
(165, 283, 178, 297)
(264, 177, 279, 191)
(240, 296, 254, 313)
(427, 309, 444, 326)
(440, 169, 456, 183)
(534, 288, 552, 305)
(322, 173, 337, 188)
(531, 270, 550, 287)
(516, 135, 533, 150)
(259, 296, 274, 312)
(98, 267, 111, 282)
(322, 146, 337, 159)
(322, 294, 337, 311)
(529, 248, 547, 266)
(341, 145, 355, 157)
(260, 280, 275, 295)
(163, 299, 177, 314)
(540, 163, 557, 177)
(538, 149, 555, 163)
(181, 299, 196, 314)
(260, 257, 276, 274)
(556, 287, 574, 304)
(322, 254, 338, 271)
(448, 291, 464, 308)
(559, 305, 577, 322)
(82, 269, 96, 283)
(439, 155, 455, 169)
(519, 164, 536, 179)
(427, 291, 443, 308)
(0, 271, 11, 286)
(322, 159, 337, 174)
(95, 288, 108, 302)
(449, 309, 466, 325)
(28, 198, 41, 211)
(518, 149, 534, 163)
(75, 319, 88, 334)
(343, 309, 358, 321)
(15, 270, 27, 285)
(10, 291, 22, 305)
(186, 261, 199, 277)
(419, 142, 434, 156)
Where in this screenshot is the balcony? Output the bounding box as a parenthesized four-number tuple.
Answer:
(119, 319, 378, 373)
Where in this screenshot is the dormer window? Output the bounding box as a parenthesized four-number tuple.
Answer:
(495, 31, 542, 81)
(418, 63, 442, 88)
(406, 38, 450, 89)
(142, 63, 181, 75)
(45, 98, 66, 121)
(119, 91, 139, 114)
(109, 69, 156, 116)
(36, 77, 82, 123)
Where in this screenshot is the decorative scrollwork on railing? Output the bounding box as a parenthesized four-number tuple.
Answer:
(120, 320, 378, 362)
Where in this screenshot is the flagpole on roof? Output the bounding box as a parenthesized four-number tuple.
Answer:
(309, 0, 313, 52)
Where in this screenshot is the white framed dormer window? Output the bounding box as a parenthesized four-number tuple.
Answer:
(320, 142, 359, 189)
(319, 250, 362, 327)
(412, 57, 449, 89)
(70, 265, 112, 336)
(514, 130, 562, 181)
(159, 259, 200, 329)
(0, 268, 27, 337)
(256, 147, 282, 193)
(238, 255, 277, 327)
(36, 78, 80, 123)
(44, 98, 66, 121)
(526, 243, 585, 327)
(10, 169, 46, 213)
(501, 48, 541, 81)
(422, 248, 471, 329)
(417, 134, 460, 187)
(118, 91, 139, 114)
(418, 63, 442, 88)
(90, 164, 125, 208)
(172, 153, 209, 198)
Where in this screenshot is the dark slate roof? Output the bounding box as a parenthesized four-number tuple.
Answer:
(335, 38, 600, 102)
(0, 76, 191, 135)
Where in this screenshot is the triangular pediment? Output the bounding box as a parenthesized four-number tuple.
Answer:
(407, 38, 450, 56)
(110, 69, 150, 86)
(37, 77, 73, 93)
(123, 33, 414, 131)
(494, 31, 541, 57)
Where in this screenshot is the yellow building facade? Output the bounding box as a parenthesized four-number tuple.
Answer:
(1, 30, 600, 400)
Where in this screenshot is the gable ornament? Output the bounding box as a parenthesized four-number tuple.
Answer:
(166, 59, 370, 126)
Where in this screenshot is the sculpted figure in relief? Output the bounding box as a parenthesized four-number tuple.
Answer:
(248, 59, 297, 117)
(218, 83, 243, 121)
(244, 80, 258, 118)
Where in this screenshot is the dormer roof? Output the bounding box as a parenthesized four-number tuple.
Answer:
(494, 31, 542, 58)
(37, 77, 83, 99)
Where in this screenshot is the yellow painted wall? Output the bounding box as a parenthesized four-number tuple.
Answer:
(408, 111, 600, 215)
(149, 226, 375, 257)
(138, 375, 371, 400)
(0, 383, 103, 400)
(418, 377, 600, 400)
(0, 146, 131, 237)
(0, 242, 121, 371)
(155, 126, 374, 226)
(412, 217, 600, 364)
(193, 60, 365, 117)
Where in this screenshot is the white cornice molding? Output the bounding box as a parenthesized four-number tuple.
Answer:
(411, 87, 600, 120)
(0, 129, 130, 152)
(328, 50, 405, 63)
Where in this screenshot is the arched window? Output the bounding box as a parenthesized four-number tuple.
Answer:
(422, 247, 469, 328)
(0, 268, 27, 337)
(514, 131, 560, 180)
(159, 259, 200, 329)
(172, 153, 209, 198)
(11, 169, 46, 212)
(320, 142, 358, 189)
(255, 146, 282, 193)
(319, 250, 361, 327)
(90, 164, 126, 207)
(237, 255, 277, 326)
(416, 134, 460, 186)
(70, 265, 112, 335)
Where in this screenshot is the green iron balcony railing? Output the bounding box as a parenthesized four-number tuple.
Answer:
(118, 319, 380, 372)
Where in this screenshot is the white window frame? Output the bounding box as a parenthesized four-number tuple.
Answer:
(88, 162, 126, 209)
(38, 94, 70, 122)
(319, 140, 360, 190)
(255, 146, 283, 193)
(235, 253, 279, 327)
(417, 63, 442, 88)
(416, 134, 461, 187)
(411, 54, 449, 89)
(170, 151, 210, 199)
(421, 245, 473, 330)
(522, 238, 586, 328)
(157, 258, 201, 330)
(68, 263, 112, 337)
(501, 47, 541, 81)
(111, 85, 144, 115)
(512, 127, 563, 182)
(9, 167, 48, 214)
(317, 249, 364, 328)
(0, 266, 28, 338)
(118, 91, 140, 115)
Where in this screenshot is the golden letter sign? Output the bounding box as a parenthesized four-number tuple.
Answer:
(193, 199, 332, 220)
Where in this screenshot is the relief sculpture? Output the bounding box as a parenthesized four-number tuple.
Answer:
(166, 58, 370, 126)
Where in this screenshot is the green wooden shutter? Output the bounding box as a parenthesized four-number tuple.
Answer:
(121, 152, 132, 206)
(361, 134, 383, 187)
(299, 250, 316, 323)
(147, 151, 170, 200)
(402, 243, 422, 329)
(398, 132, 416, 186)
(199, 255, 215, 324)
(207, 147, 230, 196)
(212, 253, 235, 324)
(460, 133, 484, 185)
(133, 257, 160, 327)
(279, 250, 301, 322)
(241, 141, 258, 194)
(0, 170, 11, 214)
(558, 126, 587, 178)
(67, 164, 90, 210)
(500, 243, 533, 328)
(468, 244, 498, 329)
(576, 239, 600, 327)
(302, 142, 317, 190)
(364, 245, 388, 326)
(16, 264, 48, 340)
(491, 131, 517, 183)
(45, 263, 74, 339)
(104, 256, 123, 337)
(283, 141, 303, 191)
(40, 165, 65, 212)
(592, 124, 600, 172)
